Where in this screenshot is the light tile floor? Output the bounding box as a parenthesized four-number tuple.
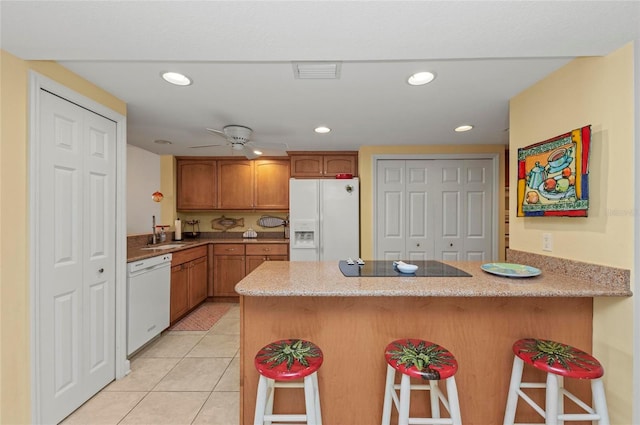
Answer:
(62, 303, 240, 425)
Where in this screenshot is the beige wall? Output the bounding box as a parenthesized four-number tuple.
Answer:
(358, 144, 507, 260)
(510, 43, 635, 422)
(0, 50, 126, 424)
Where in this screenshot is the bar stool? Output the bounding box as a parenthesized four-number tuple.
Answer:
(504, 338, 610, 425)
(382, 338, 462, 425)
(253, 339, 323, 425)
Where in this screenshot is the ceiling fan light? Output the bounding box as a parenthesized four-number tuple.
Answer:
(161, 71, 192, 86)
(315, 126, 331, 134)
(455, 125, 474, 132)
(407, 71, 435, 86)
(253, 149, 263, 156)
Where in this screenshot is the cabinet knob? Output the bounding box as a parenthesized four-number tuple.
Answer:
(416, 243, 420, 247)
(450, 243, 453, 247)
(98, 268, 104, 273)
(264, 248, 271, 252)
(227, 248, 235, 251)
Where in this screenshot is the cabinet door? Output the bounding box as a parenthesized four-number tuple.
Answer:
(324, 155, 357, 177)
(188, 256, 208, 307)
(290, 155, 323, 177)
(254, 159, 290, 209)
(170, 264, 190, 323)
(217, 160, 254, 209)
(176, 159, 217, 210)
(213, 256, 246, 297)
(245, 255, 266, 275)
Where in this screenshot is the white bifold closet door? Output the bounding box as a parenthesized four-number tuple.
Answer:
(376, 159, 493, 261)
(37, 89, 117, 424)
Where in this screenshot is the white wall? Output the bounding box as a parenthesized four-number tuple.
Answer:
(127, 145, 161, 235)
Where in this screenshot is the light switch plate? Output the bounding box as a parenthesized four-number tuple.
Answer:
(542, 233, 553, 252)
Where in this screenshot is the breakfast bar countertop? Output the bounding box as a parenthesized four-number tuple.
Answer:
(234, 260, 632, 297)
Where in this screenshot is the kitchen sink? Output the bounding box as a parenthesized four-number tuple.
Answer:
(140, 243, 187, 250)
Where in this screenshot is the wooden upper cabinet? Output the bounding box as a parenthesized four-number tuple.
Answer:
(177, 157, 290, 210)
(288, 151, 358, 178)
(217, 160, 254, 209)
(324, 155, 357, 176)
(176, 159, 217, 210)
(254, 159, 290, 210)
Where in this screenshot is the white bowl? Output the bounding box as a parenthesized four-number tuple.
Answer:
(396, 263, 418, 274)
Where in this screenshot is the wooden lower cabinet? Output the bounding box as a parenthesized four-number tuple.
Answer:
(212, 243, 289, 298)
(213, 244, 246, 297)
(170, 264, 189, 322)
(170, 245, 208, 324)
(245, 244, 289, 275)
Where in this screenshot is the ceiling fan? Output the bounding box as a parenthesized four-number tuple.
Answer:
(190, 125, 286, 159)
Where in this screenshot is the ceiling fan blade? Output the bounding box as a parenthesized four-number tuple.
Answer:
(206, 127, 225, 136)
(206, 128, 232, 142)
(189, 143, 224, 149)
(242, 145, 260, 160)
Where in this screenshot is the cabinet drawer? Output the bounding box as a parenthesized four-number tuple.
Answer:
(213, 244, 245, 255)
(245, 244, 288, 256)
(171, 245, 207, 266)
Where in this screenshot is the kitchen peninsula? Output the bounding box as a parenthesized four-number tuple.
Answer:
(235, 258, 630, 424)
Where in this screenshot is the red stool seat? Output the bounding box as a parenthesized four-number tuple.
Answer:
(254, 338, 323, 381)
(513, 338, 604, 379)
(384, 338, 458, 380)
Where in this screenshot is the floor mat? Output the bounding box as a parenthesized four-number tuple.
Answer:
(168, 302, 231, 331)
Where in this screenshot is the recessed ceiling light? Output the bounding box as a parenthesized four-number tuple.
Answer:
(454, 125, 474, 132)
(253, 149, 263, 156)
(407, 71, 436, 86)
(315, 126, 331, 134)
(154, 139, 173, 144)
(161, 71, 192, 86)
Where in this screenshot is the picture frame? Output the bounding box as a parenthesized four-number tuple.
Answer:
(517, 125, 591, 217)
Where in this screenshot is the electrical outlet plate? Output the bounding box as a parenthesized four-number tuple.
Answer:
(542, 233, 553, 252)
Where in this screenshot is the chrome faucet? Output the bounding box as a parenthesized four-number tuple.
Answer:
(151, 215, 158, 244)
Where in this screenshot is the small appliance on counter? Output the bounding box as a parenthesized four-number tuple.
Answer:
(243, 228, 258, 238)
(184, 219, 201, 238)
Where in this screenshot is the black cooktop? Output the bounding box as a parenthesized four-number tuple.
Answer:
(338, 260, 471, 277)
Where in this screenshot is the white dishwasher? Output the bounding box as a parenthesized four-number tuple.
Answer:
(127, 253, 172, 356)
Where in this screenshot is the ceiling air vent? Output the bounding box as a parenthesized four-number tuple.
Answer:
(292, 62, 341, 79)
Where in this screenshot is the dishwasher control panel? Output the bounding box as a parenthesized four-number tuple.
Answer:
(128, 253, 172, 273)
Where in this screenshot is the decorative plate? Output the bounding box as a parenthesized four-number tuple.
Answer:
(480, 263, 541, 278)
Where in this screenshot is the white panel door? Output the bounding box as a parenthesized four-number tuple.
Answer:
(462, 160, 493, 261)
(435, 161, 463, 261)
(376, 158, 494, 261)
(405, 161, 434, 261)
(434, 159, 493, 261)
(39, 90, 116, 424)
(376, 160, 405, 260)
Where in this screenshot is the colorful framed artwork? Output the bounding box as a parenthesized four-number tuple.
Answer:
(517, 125, 591, 217)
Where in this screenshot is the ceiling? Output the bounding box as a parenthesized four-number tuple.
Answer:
(2, 1, 639, 158)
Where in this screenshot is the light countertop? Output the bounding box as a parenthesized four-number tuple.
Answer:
(127, 237, 289, 262)
(234, 260, 631, 297)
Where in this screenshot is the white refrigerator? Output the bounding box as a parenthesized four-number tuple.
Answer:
(289, 178, 360, 261)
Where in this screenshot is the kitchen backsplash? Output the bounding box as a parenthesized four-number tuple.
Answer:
(178, 212, 288, 233)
